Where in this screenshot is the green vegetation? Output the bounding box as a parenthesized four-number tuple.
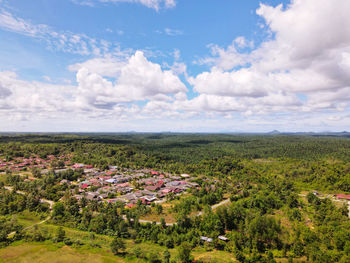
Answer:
(1, 133, 350, 262)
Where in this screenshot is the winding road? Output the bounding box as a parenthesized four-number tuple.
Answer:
(4, 186, 54, 238)
(4, 185, 231, 229)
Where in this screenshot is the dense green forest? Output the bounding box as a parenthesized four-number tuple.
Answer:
(1, 133, 350, 262)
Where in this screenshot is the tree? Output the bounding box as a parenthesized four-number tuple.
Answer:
(177, 242, 192, 263)
(56, 226, 65, 242)
(52, 202, 65, 219)
(163, 249, 171, 263)
(110, 236, 126, 255)
(156, 204, 163, 215)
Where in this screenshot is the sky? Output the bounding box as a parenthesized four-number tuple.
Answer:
(0, 0, 350, 132)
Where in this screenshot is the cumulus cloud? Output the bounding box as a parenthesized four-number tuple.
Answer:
(190, 0, 350, 115)
(74, 51, 187, 108)
(0, 71, 75, 115)
(3, 0, 350, 131)
(69, 56, 128, 78)
(0, 83, 12, 99)
(196, 37, 252, 70)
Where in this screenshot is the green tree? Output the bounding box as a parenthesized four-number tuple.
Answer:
(52, 202, 65, 219)
(156, 204, 163, 215)
(177, 242, 192, 263)
(56, 226, 65, 242)
(163, 249, 171, 263)
(110, 236, 126, 255)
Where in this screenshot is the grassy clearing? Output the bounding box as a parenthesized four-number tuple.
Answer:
(0, 173, 6, 183)
(15, 210, 47, 227)
(0, 241, 127, 263)
(192, 247, 235, 263)
(0, 240, 238, 263)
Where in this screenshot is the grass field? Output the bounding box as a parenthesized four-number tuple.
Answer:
(0, 241, 127, 263)
(0, 210, 238, 263)
(0, 240, 240, 263)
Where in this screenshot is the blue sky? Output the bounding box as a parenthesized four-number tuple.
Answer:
(0, 0, 350, 132)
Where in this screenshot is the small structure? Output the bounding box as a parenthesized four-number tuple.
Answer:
(200, 236, 213, 243)
(218, 236, 229, 241)
(336, 194, 350, 200)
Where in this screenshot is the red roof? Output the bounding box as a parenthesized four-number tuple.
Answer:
(336, 194, 350, 200)
(81, 184, 89, 188)
(151, 171, 159, 175)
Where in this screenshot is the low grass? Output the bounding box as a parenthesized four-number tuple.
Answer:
(192, 247, 235, 263)
(15, 210, 47, 227)
(0, 241, 127, 263)
(0, 173, 6, 183)
(0, 240, 238, 263)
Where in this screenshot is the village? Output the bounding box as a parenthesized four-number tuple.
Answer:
(0, 155, 199, 208)
(70, 164, 199, 207)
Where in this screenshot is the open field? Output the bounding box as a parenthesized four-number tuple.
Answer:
(0, 241, 126, 263)
(0, 240, 239, 263)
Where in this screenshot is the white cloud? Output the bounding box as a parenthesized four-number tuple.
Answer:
(2, 0, 350, 131)
(164, 28, 183, 36)
(0, 9, 113, 56)
(196, 37, 252, 70)
(74, 51, 187, 108)
(191, 0, 350, 116)
(69, 56, 128, 78)
(72, 0, 176, 11)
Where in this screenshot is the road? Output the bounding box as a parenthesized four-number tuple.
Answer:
(4, 185, 231, 227)
(4, 186, 54, 209)
(197, 198, 231, 216)
(4, 185, 54, 238)
(299, 192, 350, 218)
(137, 198, 231, 225)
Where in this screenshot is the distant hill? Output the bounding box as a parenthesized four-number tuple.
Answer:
(267, 130, 281, 135)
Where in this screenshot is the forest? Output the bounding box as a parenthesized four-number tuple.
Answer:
(0, 133, 350, 262)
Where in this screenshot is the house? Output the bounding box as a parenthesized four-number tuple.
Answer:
(73, 194, 84, 201)
(106, 178, 117, 184)
(151, 170, 159, 175)
(142, 196, 157, 202)
(200, 236, 213, 243)
(72, 163, 85, 169)
(181, 174, 190, 178)
(85, 192, 99, 200)
(145, 182, 163, 192)
(336, 194, 350, 200)
(161, 188, 172, 194)
(218, 236, 229, 241)
(145, 185, 160, 192)
(98, 193, 107, 199)
(107, 198, 126, 204)
(60, 179, 71, 185)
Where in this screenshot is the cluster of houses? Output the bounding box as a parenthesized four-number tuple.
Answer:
(1, 154, 199, 207)
(63, 166, 198, 207)
(0, 155, 71, 172)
